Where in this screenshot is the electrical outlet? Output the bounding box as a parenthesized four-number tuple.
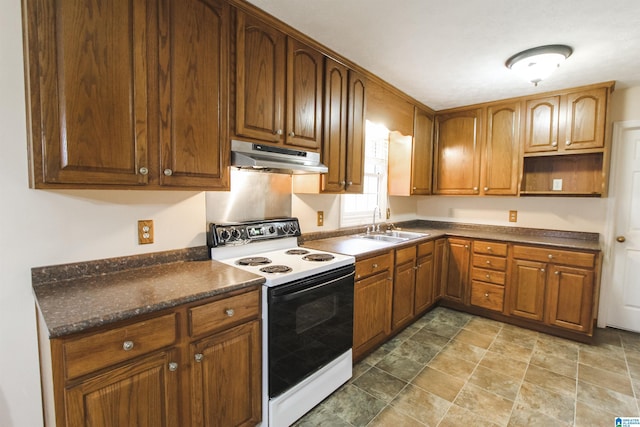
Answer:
(552, 179, 563, 191)
(317, 211, 324, 227)
(138, 220, 154, 244)
(509, 210, 517, 222)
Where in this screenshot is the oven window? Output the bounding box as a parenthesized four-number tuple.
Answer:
(296, 294, 337, 334)
(268, 266, 354, 398)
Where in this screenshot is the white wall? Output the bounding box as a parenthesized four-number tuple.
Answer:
(0, 2, 208, 425)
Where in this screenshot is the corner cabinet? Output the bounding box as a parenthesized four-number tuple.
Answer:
(235, 10, 322, 150)
(38, 288, 261, 427)
(23, 0, 230, 190)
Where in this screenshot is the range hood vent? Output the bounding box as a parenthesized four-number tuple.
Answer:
(231, 140, 328, 174)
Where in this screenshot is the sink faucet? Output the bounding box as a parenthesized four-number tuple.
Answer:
(372, 206, 381, 233)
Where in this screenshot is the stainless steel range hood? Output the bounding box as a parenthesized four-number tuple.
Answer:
(231, 140, 328, 174)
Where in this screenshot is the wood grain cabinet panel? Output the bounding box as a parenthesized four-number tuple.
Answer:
(345, 70, 367, 193)
(470, 281, 504, 312)
(546, 265, 594, 333)
(509, 259, 547, 321)
(353, 269, 392, 361)
(321, 58, 349, 192)
(414, 241, 435, 315)
(411, 108, 435, 195)
(392, 246, 417, 330)
(564, 87, 607, 151)
(443, 238, 471, 303)
(434, 110, 482, 195)
(482, 102, 520, 195)
(524, 96, 560, 154)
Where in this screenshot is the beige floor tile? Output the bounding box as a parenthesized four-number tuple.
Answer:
(507, 401, 572, 427)
(390, 384, 450, 426)
(463, 317, 503, 337)
(579, 341, 625, 361)
(577, 380, 639, 415)
(524, 364, 576, 397)
(352, 366, 407, 403)
(468, 365, 521, 400)
(575, 401, 619, 427)
(628, 360, 640, 380)
(409, 328, 451, 349)
(439, 404, 501, 427)
(534, 335, 579, 362)
(496, 326, 539, 350)
(368, 406, 425, 427)
(591, 327, 623, 347)
(516, 381, 575, 424)
(453, 383, 514, 426)
(454, 328, 495, 349)
(411, 366, 465, 402)
(488, 337, 533, 363)
(441, 338, 487, 363)
(530, 348, 578, 378)
(579, 347, 629, 375)
(428, 351, 477, 381)
(479, 351, 528, 380)
(625, 348, 640, 365)
(578, 363, 634, 397)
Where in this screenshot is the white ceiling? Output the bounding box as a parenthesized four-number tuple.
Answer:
(246, 0, 640, 110)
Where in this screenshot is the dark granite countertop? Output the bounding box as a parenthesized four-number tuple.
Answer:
(33, 247, 264, 338)
(301, 220, 601, 259)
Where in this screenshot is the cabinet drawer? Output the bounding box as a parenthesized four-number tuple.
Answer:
(472, 254, 507, 271)
(470, 281, 504, 312)
(356, 252, 392, 280)
(471, 267, 506, 285)
(63, 313, 178, 380)
(473, 240, 507, 257)
(189, 289, 260, 338)
(417, 240, 434, 257)
(395, 246, 416, 265)
(512, 245, 595, 268)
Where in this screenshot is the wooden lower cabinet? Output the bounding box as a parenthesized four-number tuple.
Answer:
(546, 265, 594, 333)
(353, 252, 393, 361)
(414, 241, 436, 315)
(392, 246, 417, 331)
(442, 238, 471, 303)
(39, 287, 261, 427)
(509, 259, 546, 321)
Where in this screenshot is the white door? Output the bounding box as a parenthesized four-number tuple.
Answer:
(607, 122, 640, 332)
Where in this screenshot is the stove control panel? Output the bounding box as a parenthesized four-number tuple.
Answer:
(208, 218, 301, 247)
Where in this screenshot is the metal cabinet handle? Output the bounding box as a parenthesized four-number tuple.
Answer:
(473, 187, 479, 191)
(484, 187, 489, 191)
(163, 169, 173, 176)
(540, 268, 545, 272)
(122, 341, 134, 351)
(273, 129, 283, 135)
(139, 167, 149, 175)
(194, 353, 204, 363)
(486, 247, 492, 252)
(617, 236, 626, 243)
(485, 274, 491, 279)
(412, 187, 417, 190)
(566, 140, 571, 146)
(372, 263, 378, 269)
(484, 292, 489, 298)
(348, 181, 353, 185)
(340, 181, 346, 186)
(168, 362, 178, 372)
(288, 131, 295, 137)
(551, 141, 558, 147)
(555, 271, 560, 275)
(486, 260, 491, 265)
(225, 308, 235, 317)
(464, 245, 469, 249)
(548, 254, 553, 259)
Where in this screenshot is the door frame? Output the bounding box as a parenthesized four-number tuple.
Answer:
(599, 120, 640, 328)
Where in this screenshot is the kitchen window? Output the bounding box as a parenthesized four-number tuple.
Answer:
(340, 121, 389, 227)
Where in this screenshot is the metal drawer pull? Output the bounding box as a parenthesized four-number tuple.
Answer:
(540, 268, 545, 272)
(486, 247, 492, 251)
(163, 168, 173, 176)
(194, 353, 204, 363)
(486, 274, 491, 279)
(168, 362, 178, 372)
(548, 254, 553, 259)
(139, 167, 149, 175)
(486, 260, 491, 265)
(555, 271, 560, 275)
(372, 263, 378, 269)
(566, 140, 571, 146)
(122, 341, 134, 351)
(484, 292, 489, 298)
(552, 141, 558, 147)
(225, 308, 235, 317)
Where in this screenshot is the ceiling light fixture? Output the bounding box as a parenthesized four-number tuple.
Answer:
(506, 44, 573, 86)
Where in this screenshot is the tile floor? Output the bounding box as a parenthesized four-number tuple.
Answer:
(296, 307, 640, 427)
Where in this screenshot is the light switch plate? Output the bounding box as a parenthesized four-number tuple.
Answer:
(552, 179, 563, 191)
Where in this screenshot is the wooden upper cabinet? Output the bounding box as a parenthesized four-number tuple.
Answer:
(481, 102, 520, 195)
(524, 96, 560, 154)
(24, 0, 150, 187)
(411, 108, 434, 195)
(366, 81, 414, 136)
(345, 70, 367, 193)
(564, 87, 607, 151)
(321, 58, 348, 192)
(235, 11, 322, 150)
(286, 38, 323, 150)
(235, 11, 286, 143)
(158, 0, 230, 189)
(433, 109, 482, 195)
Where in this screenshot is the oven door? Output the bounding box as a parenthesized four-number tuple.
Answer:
(267, 264, 354, 398)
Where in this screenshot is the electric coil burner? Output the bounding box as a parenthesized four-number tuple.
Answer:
(207, 218, 355, 427)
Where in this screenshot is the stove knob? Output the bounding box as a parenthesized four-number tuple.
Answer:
(290, 223, 298, 234)
(219, 229, 230, 241)
(281, 223, 291, 234)
(230, 228, 240, 240)
(268, 226, 276, 234)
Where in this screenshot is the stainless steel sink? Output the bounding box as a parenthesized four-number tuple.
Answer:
(384, 230, 430, 239)
(358, 234, 408, 243)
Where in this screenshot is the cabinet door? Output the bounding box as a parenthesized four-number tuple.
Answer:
(564, 88, 607, 151)
(546, 265, 594, 333)
(443, 238, 471, 303)
(235, 11, 285, 142)
(414, 252, 435, 314)
(411, 107, 434, 195)
(433, 109, 482, 194)
(509, 259, 546, 321)
(286, 38, 323, 150)
(433, 238, 447, 300)
(66, 350, 179, 427)
(392, 257, 416, 330)
(345, 70, 367, 193)
(321, 58, 348, 192)
(191, 321, 261, 427)
(158, 0, 230, 188)
(482, 102, 520, 195)
(25, 0, 150, 186)
(353, 271, 391, 360)
(524, 96, 560, 153)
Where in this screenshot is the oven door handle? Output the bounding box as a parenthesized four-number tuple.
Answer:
(269, 271, 355, 303)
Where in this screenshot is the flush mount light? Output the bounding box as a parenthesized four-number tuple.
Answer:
(505, 44, 573, 86)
